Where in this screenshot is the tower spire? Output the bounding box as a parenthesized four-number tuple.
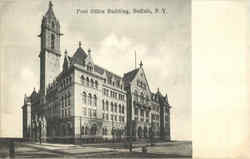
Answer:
(49, 1, 53, 8)
(79, 41, 82, 48)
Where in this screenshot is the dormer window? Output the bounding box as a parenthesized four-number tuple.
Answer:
(87, 64, 93, 72)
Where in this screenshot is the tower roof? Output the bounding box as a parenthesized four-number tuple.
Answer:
(123, 68, 139, 82)
(70, 42, 88, 66)
(45, 1, 56, 19)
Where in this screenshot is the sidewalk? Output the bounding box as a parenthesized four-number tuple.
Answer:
(20, 141, 192, 158)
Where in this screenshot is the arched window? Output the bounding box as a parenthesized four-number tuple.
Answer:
(51, 34, 55, 49)
(88, 93, 92, 106)
(81, 126, 85, 135)
(91, 79, 94, 87)
(114, 103, 117, 112)
(119, 104, 121, 113)
(52, 21, 55, 28)
(82, 92, 87, 104)
(134, 90, 138, 102)
(81, 75, 85, 85)
(111, 102, 114, 112)
(106, 101, 109, 111)
(86, 77, 89, 86)
(94, 95, 97, 107)
(102, 100, 105, 110)
(61, 96, 64, 107)
(68, 91, 71, 105)
(122, 105, 124, 114)
(85, 126, 88, 135)
(95, 80, 98, 88)
(111, 127, 115, 136)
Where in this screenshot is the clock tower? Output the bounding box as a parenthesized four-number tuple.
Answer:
(39, 1, 62, 97)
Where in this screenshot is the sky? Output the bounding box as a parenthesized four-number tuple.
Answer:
(0, 0, 191, 140)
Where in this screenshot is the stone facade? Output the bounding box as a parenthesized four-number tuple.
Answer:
(22, 2, 171, 144)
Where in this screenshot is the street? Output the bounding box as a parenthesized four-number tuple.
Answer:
(0, 141, 192, 158)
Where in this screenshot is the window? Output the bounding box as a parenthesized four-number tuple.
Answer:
(91, 124, 97, 135)
(88, 93, 92, 106)
(86, 77, 89, 86)
(93, 110, 96, 118)
(134, 90, 138, 102)
(82, 92, 87, 104)
(83, 107, 87, 116)
(102, 113, 105, 119)
(51, 34, 55, 49)
(68, 108, 71, 116)
(102, 100, 105, 110)
(91, 79, 94, 87)
(119, 104, 121, 113)
(68, 91, 71, 106)
(146, 111, 149, 117)
(94, 95, 97, 107)
(140, 92, 144, 104)
(95, 80, 98, 88)
(85, 126, 88, 135)
(122, 105, 124, 114)
(106, 101, 109, 111)
(111, 102, 113, 112)
(69, 76, 72, 83)
(135, 108, 138, 115)
(106, 114, 109, 120)
(81, 75, 85, 85)
(141, 110, 144, 117)
(81, 126, 85, 135)
(114, 103, 117, 112)
(102, 128, 105, 135)
(52, 21, 55, 28)
(89, 108, 92, 118)
(61, 96, 64, 108)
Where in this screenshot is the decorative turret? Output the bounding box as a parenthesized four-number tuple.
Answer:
(139, 60, 143, 68)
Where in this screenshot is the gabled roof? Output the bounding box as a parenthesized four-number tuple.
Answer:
(70, 47, 88, 66)
(123, 68, 139, 82)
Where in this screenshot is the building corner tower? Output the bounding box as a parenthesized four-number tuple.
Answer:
(39, 1, 62, 98)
